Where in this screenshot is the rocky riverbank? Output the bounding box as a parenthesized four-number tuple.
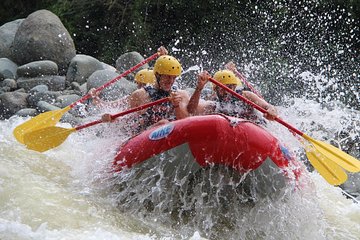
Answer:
(0, 9, 151, 124)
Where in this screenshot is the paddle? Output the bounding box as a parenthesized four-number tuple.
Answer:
(208, 77, 360, 185)
(230, 69, 348, 184)
(23, 97, 170, 152)
(305, 144, 348, 185)
(13, 52, 160, 144)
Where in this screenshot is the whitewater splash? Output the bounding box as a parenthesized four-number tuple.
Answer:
(0, 75, 359, 239)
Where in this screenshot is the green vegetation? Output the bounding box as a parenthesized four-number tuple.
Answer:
(0, 0, 359, 109)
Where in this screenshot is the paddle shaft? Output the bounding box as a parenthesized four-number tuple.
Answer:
(75, 97, 170, 131)
(208, 77, 305, 136)
(69, 52, 159, 109)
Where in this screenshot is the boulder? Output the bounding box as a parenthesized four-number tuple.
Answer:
(15, 108, 38, 117)
(1, 79, 17, 91)
(60, 112, 81, 125)
(0, 92, 28, 119)
(79, 82, 87, 94)
(30, 84, 49, 93)
(27, 90, 62, 108)
(11, 10, 76, 74)
(342, 174, 360, 198)
(70, 82, 82, 92)
(17, 60, 58, 78)
(87, 69, 136, 101)
(66, 54, 104, 85)
(17, 75, 66, 91)
(0, 19, 24, 59)
(0, 58, 18, 80)
(55, 94, 81, 108)
(36, 100, 60, 112)
(15, 88, 26, 93)
(101, 62, 117, 72)
(115, 51, 149, 82)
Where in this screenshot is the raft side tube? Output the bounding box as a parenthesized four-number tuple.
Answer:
(113, 115, 300, 179)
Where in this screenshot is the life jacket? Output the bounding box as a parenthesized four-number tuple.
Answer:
(137, 86, 176, 131)
(213, 87, 264, 124)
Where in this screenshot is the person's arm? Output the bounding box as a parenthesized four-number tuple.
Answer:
(171, 90, 189, 120)
(187, 71, 211, 115)
(242, 91, 278, 120)
(157, 46, 168, 56)
(128, 88, 147, 108)
(187, 86, 203, 115)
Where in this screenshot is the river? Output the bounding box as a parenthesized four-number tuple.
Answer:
(0, 86, 359, 239)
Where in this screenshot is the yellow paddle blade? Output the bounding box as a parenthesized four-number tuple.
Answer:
(306, 148, 348, 185)
(303, 134, 360, 173)
(23, 126, 76, 152)
(13, 106, 71, 144)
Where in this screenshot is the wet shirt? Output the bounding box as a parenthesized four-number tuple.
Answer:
(137, 86, 176, 131)
(212, 87, 264, 123)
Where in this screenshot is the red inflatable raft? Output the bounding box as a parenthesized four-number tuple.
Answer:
(113, 114, 302, 181)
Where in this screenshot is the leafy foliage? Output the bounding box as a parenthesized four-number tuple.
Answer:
(0, 0, 359, 109)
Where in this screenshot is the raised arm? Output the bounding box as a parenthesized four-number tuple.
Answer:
(157, 46, 168, 56)
(187, 71, 211, 115)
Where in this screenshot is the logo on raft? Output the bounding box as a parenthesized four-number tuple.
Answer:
(149, 123, 174, 140)
(280, 144, 293, 162)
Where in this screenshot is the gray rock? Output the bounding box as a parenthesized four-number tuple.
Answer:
(66, 54, 104, 85)
(1, 78, 17, 90)
(17, 60, 58, 78)
(29, 84, 49, 93)
(61, 89, 82, 96)
(15, 88, 26, 93)
(68, 105, 87, 118)
(27, 90, 62, 108)
(342, 173, 360, 199)
(115, 51, 149, 82)
(87, 69, 118, 89)
(87, 69, 137, 101)
(0, 58, 18, 80)
(0, 19, 24, 59)
(11, 10, 76, 74)
(36, 100, 60, 112)
(60, 112, 81, 125)
(56, 94, 81, 108)
(17, 75, 66, 91)
(15, 108, 38, 117)
(79, 83, 87, 94)
(0, 92, 28, 119)
(101, 62, 117, 72)
(70, 82, 82, 92)
(1, 86, 11, 92)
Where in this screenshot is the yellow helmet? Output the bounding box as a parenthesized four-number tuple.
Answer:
(153, 55, 182, 76)
(213, 70, 241, 86)
(135, 69, 156, 84)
